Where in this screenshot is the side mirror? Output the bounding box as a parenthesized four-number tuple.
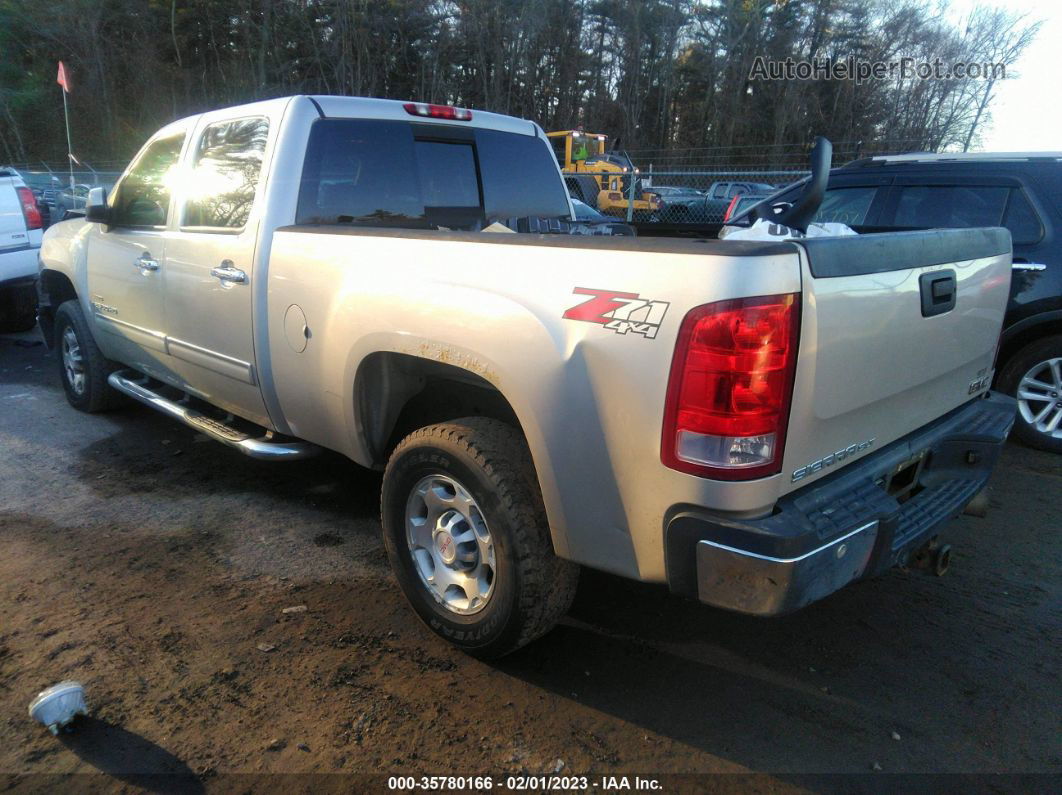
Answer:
(85, 187, 109, 224)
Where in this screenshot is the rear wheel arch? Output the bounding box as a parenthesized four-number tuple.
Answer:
(354, 351, 525, 466)
(997, 313, 1062, 377)
(353, 353, 569, 545)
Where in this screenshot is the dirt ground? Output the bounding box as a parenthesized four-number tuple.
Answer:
(0, 327, 1059, 792)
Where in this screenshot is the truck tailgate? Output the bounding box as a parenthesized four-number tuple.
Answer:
(0, 177, 30, 252)
(780, 227, 1012, 492)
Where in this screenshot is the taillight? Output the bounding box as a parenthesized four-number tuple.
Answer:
(16, 186, 42, 230)
(722, 194, 740, 222)
(661, 293, 800, 480)
(403, 102, 473, 121)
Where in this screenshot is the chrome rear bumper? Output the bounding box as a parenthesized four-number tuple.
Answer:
(667, 392, 1016, 615)
(695, 521, 879, 615)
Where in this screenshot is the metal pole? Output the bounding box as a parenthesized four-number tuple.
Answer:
(626, 171, 635, 223)
(62, 88, 74, 192)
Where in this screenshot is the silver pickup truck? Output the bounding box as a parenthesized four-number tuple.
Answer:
(37, 96, 1016, 657)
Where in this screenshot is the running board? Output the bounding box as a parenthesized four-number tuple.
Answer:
(107, 370, 319, 461)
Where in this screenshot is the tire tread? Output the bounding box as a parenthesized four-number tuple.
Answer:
(384, 417, 578, 656)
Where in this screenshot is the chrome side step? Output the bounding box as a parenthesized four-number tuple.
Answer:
(107, 370, 319, 461)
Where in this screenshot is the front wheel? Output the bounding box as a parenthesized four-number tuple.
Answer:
(54, 299, 124, 412)
(998, 335, 1062, 453)
(381, 418, 579, 658)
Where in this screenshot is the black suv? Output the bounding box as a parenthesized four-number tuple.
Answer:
(749, 153, 1062, 453)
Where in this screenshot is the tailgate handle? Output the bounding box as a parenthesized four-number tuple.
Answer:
(919, 270, 956, 317)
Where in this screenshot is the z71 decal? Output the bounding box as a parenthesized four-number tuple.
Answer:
(562, 287, 670, 339)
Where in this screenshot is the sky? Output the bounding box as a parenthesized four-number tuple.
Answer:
(949, 0, 1061, 151)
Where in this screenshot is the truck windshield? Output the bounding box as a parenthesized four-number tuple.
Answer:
(296, 119, 570, 230)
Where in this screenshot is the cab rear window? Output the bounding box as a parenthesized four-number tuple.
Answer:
(296, 119, 569, 230)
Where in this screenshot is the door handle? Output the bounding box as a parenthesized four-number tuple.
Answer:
(1012, 261, 1046, 272)
(210, 261, 247, 284)
(135, 253, 159, 271)
(919, 270, 956, 317)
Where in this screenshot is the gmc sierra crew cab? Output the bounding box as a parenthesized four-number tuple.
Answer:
(37, 96, 1016, 657)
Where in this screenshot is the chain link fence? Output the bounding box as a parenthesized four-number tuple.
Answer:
(7, 157, 845, 233)
(624, 139, 928, 169)
(14, 160, 802, 231)
(565, 168, 808, 228)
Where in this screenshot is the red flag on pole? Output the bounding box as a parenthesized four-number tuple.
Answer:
(56, 61, 70, 93)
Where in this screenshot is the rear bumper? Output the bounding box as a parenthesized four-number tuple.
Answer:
(665, 392, 1016, 615)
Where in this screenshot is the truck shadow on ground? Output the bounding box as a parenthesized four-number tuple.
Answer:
(72, 413, 380, 522)
(494, 560, 1041, 774)
(59, 717, 204, 794)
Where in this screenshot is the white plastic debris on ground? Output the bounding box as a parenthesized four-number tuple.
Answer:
(718, 218, 857, 241)
(28, 681, 88, 734)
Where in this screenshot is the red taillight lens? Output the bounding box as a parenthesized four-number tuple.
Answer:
(16, 186, 42, 230)
(662, 293, 800, 480)
(722, 194, 740, 222)
(403, 102, 473, 121)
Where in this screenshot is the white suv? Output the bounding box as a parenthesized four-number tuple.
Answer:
(0, 167, 42, 331)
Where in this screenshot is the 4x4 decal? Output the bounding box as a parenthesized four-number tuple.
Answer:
(562, 287, 670, 339)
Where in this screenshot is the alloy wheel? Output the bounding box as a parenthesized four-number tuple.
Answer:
(61, 326, 86, 395)
(1017, 356, 1062, 440)
(405, 474, 496, 615)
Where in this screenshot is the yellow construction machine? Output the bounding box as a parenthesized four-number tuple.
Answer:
(547, 130, 662, 221)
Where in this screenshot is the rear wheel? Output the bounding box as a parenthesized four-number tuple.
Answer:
(999, 335, 1062, 453)
(54, 300, 124, 412)
(381, 417, 579, 658)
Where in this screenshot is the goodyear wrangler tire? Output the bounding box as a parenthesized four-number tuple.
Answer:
(381, 417, 579, 658)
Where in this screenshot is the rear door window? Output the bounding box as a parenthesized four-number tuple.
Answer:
(183, 117, 269, 230)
